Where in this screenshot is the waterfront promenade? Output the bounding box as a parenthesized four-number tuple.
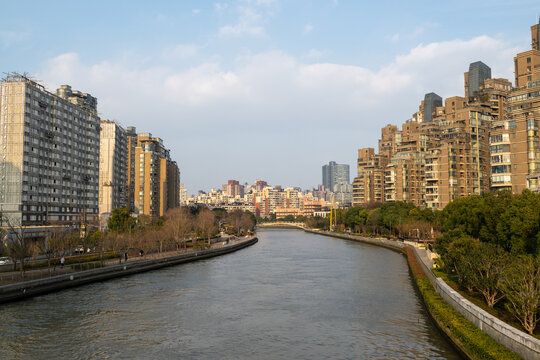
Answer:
(0, 236, 257, 304)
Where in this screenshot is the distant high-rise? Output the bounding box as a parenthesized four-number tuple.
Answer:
(222, 180, 244, 198)
(322, 161, 350, 191)
(423, 93, 442, 123)
(465, 61, 491, 99)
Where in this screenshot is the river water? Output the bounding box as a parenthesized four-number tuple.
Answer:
(0, 229, 460, 359)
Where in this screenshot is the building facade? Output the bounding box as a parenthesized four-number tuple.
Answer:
(132, 133, 179, 217)
(322, 161, 350, 191)
(0, 74, 100, 226)
(99, 119, 128, 218)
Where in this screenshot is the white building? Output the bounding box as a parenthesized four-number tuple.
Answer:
(0, 74, 100, 226)
(99, 119, 128, 218)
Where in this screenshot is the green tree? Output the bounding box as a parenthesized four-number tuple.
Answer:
(500, 255, 540, 335)
(212, 208, 228, 221)
(436, 230, 479, 287)
(245, 210, 257, 226)
(283, 215, 295, 222)
(378, 202, 415, 236)
(496, 190, 540, 255)
(108, 208, 137, 232)
(343, 206, 369, 231)
(441, 195, 485, 239)
(305, 216, 329, 230)
(367, 208, 380, 234)
(478, 191, 513, 248)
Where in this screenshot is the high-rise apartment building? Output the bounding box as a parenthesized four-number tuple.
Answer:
(179, 184, 188, 205)
(495, 20, 540, 193)
(350, 23, 540, 209)
(423, 93, 443, 123)
(354, 88, 493, 209)
(465, 61, 492, 99)
(322, 161, 350, 191)
(133, 133, 179, 217)
(125, 126, 138, 212)
(99, 120, 128, 218)
(0, 74, 100, 226)
(222, 180, 244, 198)
(352, 148, 385, 206)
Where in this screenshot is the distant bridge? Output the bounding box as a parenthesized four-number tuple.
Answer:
(257, 222, 305, 229)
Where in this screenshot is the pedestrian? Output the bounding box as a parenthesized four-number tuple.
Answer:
(60, 256, 65, 269)
(124, 252, 128, 262)
(139, 249, 144, 257)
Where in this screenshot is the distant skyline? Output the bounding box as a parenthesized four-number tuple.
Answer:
(1, 1, 538, 194)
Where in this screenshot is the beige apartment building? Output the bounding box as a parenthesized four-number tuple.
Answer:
(490, 21, 540, 193)
(132, 133, 180, 217)
(354, 84, 494, 209)
(99, 120, 128, 218)
(0, 74, 100, 226)
(352, 148, 386, 206)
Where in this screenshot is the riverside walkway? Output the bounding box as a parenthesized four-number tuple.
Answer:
(0, 236, 257, 303)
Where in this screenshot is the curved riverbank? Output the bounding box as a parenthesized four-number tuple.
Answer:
(305, 229, 536, 360)
(0, 237, 257, 304)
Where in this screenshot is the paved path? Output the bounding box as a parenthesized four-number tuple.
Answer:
(0, 238, 242, 286)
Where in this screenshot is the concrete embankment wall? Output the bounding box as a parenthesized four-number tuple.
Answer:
(435, 279, 540, 359)
(305, 229, 540, 359)
(303, 229, 405, 252)
(0, 237, 257, 304)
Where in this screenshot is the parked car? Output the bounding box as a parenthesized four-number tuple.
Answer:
(0, 257, 13, 265)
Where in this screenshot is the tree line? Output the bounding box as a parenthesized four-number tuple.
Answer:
(0, 206, 256, 276)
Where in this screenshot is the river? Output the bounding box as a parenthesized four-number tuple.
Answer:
(0, 229, 460, 359)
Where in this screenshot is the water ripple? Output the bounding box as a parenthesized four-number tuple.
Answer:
(0, 229, 460, 359)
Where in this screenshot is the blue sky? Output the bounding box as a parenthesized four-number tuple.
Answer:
(1, 1, 538, 194)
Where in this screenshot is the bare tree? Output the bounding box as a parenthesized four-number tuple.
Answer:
(164, 207, 193, 251)
(226, 210, 245, 235)
(5, 223, 31, 276)
(465, 243, 509, 308)
(196, 208, 216, 247)
(500, 256, 540, 335)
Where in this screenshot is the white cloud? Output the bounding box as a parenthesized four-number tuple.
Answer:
(192, 9, 201, 14)
(214, 2, 229, 12)
(219, 23, 265, 37)
(305, 49, 330, 59)
(389, 26, 424, 42)
(217, 2, 275, 38)
(0, 29, 30, 48)
(37, 35, 520, 192)
(303, 24, 314, 34)
(162, 44, 199, 59)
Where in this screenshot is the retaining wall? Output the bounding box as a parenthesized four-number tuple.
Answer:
(0, 237, 257, 304)
(303, 229, 406, 252)
(435, 278, 540, 359)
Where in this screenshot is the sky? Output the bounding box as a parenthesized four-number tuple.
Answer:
(0, 1, 538, 195)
